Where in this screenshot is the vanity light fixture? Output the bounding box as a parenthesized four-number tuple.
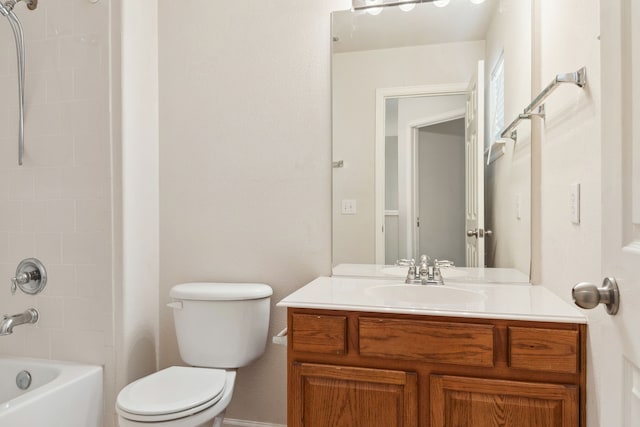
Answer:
(398, 0, 416, 11)
(353, 0, 486, 12)
(364, 0, 383, 15)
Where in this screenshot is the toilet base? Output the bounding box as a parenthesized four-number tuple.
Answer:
(211, 410, 225, 427)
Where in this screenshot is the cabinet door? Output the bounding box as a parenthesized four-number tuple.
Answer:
(430, 375, 578, 427)
(290, 363, 417, 427)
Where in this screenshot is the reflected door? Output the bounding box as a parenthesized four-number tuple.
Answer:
(465, 61, 486, 267)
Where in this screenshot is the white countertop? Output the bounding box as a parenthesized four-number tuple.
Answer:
(277, 276, 587, 324)
(332, 263, 531, 283)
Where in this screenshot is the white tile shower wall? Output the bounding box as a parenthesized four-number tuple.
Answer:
(0, 0, 114, 426)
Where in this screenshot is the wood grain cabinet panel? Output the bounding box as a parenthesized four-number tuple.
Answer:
(359, 317, 495, 367)
(290, 363, 418, 427)
(509, 327, 579, 374)
(287, 309, 585, 427)
(430, 375, 578, 427)
(292, 314, 346, 355)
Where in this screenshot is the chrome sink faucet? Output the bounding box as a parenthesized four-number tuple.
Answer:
(0, 308, 38, 336)
(401, 255, 444, 285)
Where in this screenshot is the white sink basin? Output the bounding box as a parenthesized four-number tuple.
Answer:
(381, 266, 468, 278)
(366, 284, 487, 307)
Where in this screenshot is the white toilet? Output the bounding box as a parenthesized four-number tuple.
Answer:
(116, 282, 273, 427)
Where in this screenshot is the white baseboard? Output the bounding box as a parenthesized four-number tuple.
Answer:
(223, 418, 286, 427)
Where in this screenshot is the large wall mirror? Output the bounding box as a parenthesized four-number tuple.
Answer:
(332, 0, 532, 281)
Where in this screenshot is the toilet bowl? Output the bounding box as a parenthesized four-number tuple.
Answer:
(116, 282, 272, 427)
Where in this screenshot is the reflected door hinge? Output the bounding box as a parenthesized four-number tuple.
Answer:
(417, 217, 420, 227)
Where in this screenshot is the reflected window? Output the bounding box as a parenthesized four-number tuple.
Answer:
(489, 52, 505, 147)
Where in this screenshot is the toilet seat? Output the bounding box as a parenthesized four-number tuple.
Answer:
(117, 366, 227, 423)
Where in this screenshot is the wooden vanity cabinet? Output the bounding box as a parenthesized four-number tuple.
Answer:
(287, 308, 586, 427)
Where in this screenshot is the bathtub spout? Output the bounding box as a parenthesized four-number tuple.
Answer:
(0, 308, 38, 336)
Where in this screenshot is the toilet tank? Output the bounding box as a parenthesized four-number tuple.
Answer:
(169, 282, 273, 368)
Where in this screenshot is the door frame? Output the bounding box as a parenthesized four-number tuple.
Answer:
(375, 83, 468, 264)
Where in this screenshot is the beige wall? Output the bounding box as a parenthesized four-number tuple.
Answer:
(158, 0, 349, 424)
(533, 0, 602, 424)
(332, 41, 485, 264)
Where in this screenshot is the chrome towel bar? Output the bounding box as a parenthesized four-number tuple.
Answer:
(501, 66, 587, 140)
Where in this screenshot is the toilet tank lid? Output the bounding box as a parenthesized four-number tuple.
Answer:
(170, 282, 273, 301)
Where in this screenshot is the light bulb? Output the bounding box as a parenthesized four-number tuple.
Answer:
(398, 1, 416, 11)
(365, 0, 383, 15)
(433, 0, 450, 7)
(470, 0, 486, 3)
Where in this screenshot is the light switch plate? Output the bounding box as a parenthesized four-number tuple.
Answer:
(342, 199, 357, 215)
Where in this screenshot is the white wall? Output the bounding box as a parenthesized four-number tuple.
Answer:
(118, 0, 159, 399)
(332, 41, 485, 264)
(157, 0, 349, 424)
(0, 0, 116, 425)
(533, 0, 602, 425)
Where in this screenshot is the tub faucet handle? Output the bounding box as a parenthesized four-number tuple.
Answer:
(10, 258, 47, 295)
(10, 273, 28, 295)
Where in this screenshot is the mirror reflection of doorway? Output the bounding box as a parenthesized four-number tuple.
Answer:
(415, 118, 466, 266)
(383, 94, 467, 265)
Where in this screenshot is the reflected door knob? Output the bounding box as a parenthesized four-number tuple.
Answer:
(467, 229, 491, 238)
(572, 277, 619, 315)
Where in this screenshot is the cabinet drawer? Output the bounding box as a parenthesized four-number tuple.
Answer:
(509, 327, 579, 374)
(291, 314, 347, 355)
(359, 317, 494, 367)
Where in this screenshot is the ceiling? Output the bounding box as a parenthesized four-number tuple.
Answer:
(332, 0, 499, 53)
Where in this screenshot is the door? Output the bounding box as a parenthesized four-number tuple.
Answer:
(465, 60, 486, 267)
(597, 1, 640, 425)
(430, 375, 578, 427)
(290, 363, 418, 427)
(415, 118, 466, 265)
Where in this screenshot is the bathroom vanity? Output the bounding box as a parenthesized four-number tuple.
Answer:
(278, 277, 586, 427)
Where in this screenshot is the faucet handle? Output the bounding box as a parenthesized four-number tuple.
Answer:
(10, 259, 47, 295)
(434, 259, 455, 268)
(9, 273, 30, 295)
(433, 266, 444, 285)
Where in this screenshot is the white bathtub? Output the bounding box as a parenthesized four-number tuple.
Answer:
(0, 356, 103, 427)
